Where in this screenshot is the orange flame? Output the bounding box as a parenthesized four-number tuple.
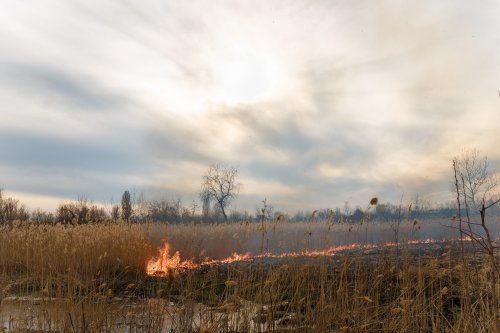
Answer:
(146, 238, 471, 276)
(146, 243, 194, 275)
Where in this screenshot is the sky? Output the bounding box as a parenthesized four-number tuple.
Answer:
(1, 1, 499, 214)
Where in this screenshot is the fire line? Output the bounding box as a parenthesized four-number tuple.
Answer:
(146, 237, 472, 276)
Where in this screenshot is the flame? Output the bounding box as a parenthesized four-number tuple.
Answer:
(146, 238, 470, 277)
(146, 243, 194, 275)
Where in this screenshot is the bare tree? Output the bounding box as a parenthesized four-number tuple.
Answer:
(111, 205, 120, 222)
(0, 190, 29, 226)
(200, 164, 240, 222)
(452, 150, 499, 245)
(56, 198, 107, 224)
(452, 150, 500, 324)
(121, 190, 132, 222)
(201, 193, 211, 222)
(453, 150, 498, 242)
(455, 149, 496, 213)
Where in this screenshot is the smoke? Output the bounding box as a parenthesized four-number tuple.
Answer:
(145, 218, 490, 263)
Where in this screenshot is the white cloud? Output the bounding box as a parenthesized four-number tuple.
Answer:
(1, 0, 500, 212)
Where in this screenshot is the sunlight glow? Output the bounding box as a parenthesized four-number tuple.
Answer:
(212, 45, 283, 104)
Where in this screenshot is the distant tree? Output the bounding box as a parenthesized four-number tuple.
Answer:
(147, 197, 186, 223)
(121, 190, 132, 221)
(351, 207, 365, 223)
(56, 203, 77, 224)
(31, 208, 55, 224)
(256, 198, 274, 222)
(56, 198, 107, 224)
(0, 190, 29, 225)
(111, 205, 120, 222)
(86, 205, 107, 223)
(200, 164, 240, 222)
(201, 193, 211, 222)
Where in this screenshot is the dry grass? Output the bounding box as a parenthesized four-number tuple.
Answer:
(0, 220, 499, 332)
(145, 218, 454, 262)
(0, 221, 152, 298)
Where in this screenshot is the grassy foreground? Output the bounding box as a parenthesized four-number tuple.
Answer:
(0, 221, 499, 332)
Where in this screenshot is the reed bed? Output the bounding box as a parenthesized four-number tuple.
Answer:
(145, 218, 456, 262)
(0, 220, 498, 332)
(0, 222, 152, 299)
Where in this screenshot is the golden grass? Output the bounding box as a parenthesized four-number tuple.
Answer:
(0, 220, 498, 332)
(0, 221, 151, 299)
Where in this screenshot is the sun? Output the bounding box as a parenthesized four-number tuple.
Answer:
(212, 45, 282, 104)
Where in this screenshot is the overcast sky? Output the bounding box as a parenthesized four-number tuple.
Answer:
(1, 1, 499, 213)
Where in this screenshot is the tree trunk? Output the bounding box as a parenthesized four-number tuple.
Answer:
(219, 202, 228, 221)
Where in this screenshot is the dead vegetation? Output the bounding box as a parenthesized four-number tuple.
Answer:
(0, 220, 498, 332)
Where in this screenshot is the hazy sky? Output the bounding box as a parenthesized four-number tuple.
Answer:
(1, 1, 499, 213)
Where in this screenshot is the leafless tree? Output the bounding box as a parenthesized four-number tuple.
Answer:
(452, 150, 498, 242)
(31, 208, 55, 224)
(200, 164, 240, 222)
(121, 190, 132, 222)
(56, 197, 107, 224)
(455, 149, 497, 213)
(452, 150, 500, 322)
(111, 205, 120, 222)
(201, 193, 211, 222)
(0, 190, 29, 226)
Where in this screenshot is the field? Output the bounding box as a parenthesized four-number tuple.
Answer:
(0, 219, 499, 332)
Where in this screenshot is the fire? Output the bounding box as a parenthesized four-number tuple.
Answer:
(146, 238, 469, 277)
(146, 243, 195, 275)
(146, 242, 254, 275)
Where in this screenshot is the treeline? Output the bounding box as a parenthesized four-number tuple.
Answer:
(0, 189, 207, 225)
(0, 189, 497, 225)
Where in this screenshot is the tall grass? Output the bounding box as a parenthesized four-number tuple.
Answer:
(146, 218, 458, 262)
(0, 220, 498, 332)
(0, 221, 151, 298)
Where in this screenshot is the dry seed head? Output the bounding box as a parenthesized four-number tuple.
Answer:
(370, 197, 378, 205)
(495, 284, 500, 299)
(41, 285, 49, 297)
(363, 296, 373, 303)
(399, 299, 414, 307)
(225, 280, 238, 287)
(390, 307, 404, 314)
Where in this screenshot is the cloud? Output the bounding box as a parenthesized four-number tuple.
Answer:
(1, 0, 500, 212)
(2, 64, 124, 111)
(0, 119, 152, 204)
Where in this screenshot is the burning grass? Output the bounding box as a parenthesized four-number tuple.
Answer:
(0, 220, 499, 332)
